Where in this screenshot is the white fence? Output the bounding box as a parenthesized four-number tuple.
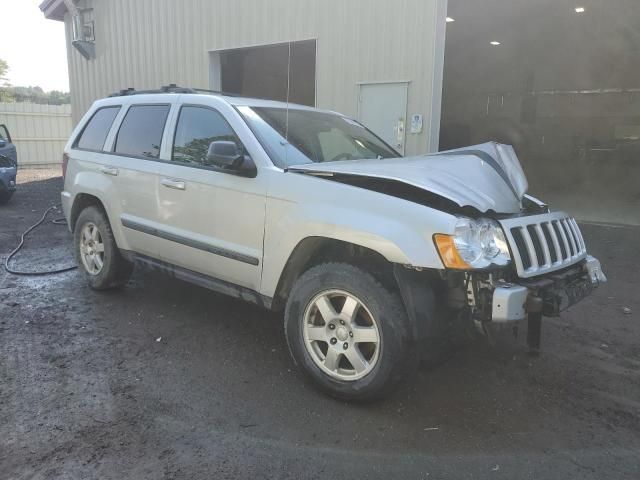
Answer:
(0, 103, 72, 167)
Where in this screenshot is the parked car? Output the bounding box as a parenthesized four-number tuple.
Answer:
(0, 124, 17, 205)
(61, 86, 607, 401)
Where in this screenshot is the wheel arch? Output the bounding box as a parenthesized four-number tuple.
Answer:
(272, 236, 448, 342)
(69, 193, 108, 231)
(271, 237, 395, 312)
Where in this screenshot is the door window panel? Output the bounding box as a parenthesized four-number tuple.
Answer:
(172, 106, 242, 167)
(74, 107, 120, 151)
(114, 105, 170, 158)
(0, 125, 10, 142)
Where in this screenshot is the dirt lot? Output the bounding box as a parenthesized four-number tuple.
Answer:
(1, 171, 639, 479)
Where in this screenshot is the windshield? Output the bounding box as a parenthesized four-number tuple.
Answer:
(237, 106, 399, 168)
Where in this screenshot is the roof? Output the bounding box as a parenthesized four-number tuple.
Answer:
(104, 85, 326, 112)
(40, 0, 67, 21)
(106, 92, 325, 112)
(224, 96, 319, 111)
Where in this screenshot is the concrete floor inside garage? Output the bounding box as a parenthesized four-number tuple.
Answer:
(1, 171, 639, 479)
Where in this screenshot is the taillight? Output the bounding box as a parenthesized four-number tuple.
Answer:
(62, 152, 69, 179)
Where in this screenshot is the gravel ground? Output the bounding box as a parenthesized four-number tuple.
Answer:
(1, 171, 639, 479)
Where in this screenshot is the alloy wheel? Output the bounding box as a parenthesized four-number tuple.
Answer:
(302, 289, 381, 381)
(79, 222, 105, 275)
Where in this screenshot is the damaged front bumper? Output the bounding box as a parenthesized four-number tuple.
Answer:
(394, 254, 606, 352)
(489, 255, 606, 323)
(461, 255, 606, 353)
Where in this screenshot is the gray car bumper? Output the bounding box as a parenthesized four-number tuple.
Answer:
(491, 255, 606, 323)
(0, 167, 17, 192)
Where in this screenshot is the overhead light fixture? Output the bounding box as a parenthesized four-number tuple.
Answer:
(446, 16, 455, 23)
(575, 6, 585, 13)
(490, 41, 501, 46)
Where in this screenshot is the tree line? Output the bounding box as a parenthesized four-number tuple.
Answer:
(0, 58, 70, 105)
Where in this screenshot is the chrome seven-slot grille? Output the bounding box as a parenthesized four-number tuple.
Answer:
(499, 212, 587, 278)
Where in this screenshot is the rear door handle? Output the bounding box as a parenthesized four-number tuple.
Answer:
(161, 178, 186, 191)
(100, 166, 119, 176)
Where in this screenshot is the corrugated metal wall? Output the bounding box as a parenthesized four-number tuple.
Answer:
(0, 103, 72, 167)
(65, 0, 446, 155)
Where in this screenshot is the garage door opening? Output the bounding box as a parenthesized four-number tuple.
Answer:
(439, 0, 640, 225)
(209, 40, 316, 107)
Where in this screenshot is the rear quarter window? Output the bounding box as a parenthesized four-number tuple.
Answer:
(114, 105, 170, 159)
(74, 106, 121, 151)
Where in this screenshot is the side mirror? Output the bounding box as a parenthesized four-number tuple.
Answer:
(206, 141, 244, 169)
(206, 140, 257, 177)
(0, 139, 6, 148)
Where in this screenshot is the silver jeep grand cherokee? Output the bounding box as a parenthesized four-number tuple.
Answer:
(61, 85, 606, 401)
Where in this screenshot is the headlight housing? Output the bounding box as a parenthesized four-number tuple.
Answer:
(434, 218, 511, 269)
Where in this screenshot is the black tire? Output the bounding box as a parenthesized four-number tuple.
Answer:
(0, 190, 14, 205)
(284, 262, 417, 402)
(74, 206, 133, 290)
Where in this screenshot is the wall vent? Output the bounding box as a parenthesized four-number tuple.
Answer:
(71, 11, 95, 60)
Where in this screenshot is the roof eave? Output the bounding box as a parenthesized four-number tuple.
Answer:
(39, 0, 67, 21)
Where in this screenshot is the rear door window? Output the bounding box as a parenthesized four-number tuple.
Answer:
(74, 106, 120, 151)
(114, 105, 170, 159)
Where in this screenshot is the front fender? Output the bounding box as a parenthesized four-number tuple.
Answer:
(259, 170, 459, 298)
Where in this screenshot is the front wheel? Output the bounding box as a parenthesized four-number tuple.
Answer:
(284, 263, 416, 401)
(74, 206, 133, 290)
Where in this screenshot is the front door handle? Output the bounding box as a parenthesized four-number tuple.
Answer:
(161, 178, 186, 191)
(100, 166, 119, 176)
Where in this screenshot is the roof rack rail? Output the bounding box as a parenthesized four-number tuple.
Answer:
(108, 84, 195, 97)
(189, 87, 242, 97)
(108, 84, 242, 98)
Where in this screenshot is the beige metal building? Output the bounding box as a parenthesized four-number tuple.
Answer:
(40, 0, 448, 156)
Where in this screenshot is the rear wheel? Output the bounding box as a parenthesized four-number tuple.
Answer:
(74, 206, 133, 290)
(284, 262, 416, 401)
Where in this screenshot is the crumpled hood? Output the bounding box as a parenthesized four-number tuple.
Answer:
(288, 142, 528, 214)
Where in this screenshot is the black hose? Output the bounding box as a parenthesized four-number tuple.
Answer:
(4, 204, 78, 276)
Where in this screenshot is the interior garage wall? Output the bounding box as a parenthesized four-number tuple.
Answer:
(64, 0, 447, 155)
(217, 40, 317, 107)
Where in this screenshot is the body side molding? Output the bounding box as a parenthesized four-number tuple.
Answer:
(120, 217, 260, 266)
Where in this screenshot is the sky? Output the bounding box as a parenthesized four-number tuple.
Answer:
(0, 0, 69, 92)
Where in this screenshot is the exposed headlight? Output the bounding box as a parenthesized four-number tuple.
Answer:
(434, 218, 511, 269)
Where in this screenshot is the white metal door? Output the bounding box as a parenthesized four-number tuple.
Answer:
(358, 82, 408, 155)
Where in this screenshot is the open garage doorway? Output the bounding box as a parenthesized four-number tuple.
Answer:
(209, 40, 316, 107)
(440, 0, 640, 225)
